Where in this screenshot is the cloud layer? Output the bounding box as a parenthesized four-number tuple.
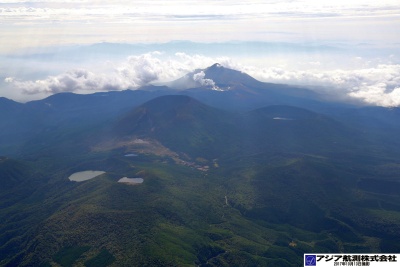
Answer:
(242, 64, 400, 106)
(1, 1, 399, 53)
(2, 1, 399, 24)
(5, 52, 400, 107)
(6, 52, 222, 95)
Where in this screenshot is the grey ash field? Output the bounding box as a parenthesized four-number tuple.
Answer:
(1, 65, 400, 266)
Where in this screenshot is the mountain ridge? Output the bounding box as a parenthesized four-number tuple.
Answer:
(113, 94, 236, 158)
(1, 65, 400, 266)
(1, 64, 399, 158)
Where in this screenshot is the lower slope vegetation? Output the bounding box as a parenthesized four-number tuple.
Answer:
(1, 95, 400, 266)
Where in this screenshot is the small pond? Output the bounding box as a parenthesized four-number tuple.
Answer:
(68, 171, 106, 182)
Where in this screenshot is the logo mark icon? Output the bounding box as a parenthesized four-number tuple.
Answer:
(305, 255, 316, 266)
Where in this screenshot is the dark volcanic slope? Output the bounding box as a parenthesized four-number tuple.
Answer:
(0, 89, 174, 156)
(238, 105, 361, 156)
(115, 95, 237, 158)
(114, 96, 363, 159)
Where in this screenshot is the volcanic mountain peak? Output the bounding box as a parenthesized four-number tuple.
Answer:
(116, 95, 222, 131)
(204, 63, 236, 74)
(200, 63, 264, 87)
(167, 63, 265, 90)
(113, 94, 234, 158)
(204, 63, 223, 72)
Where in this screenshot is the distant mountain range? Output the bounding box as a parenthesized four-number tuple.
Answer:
(1, 64, 400, 266)
(1, 64, 399, 156)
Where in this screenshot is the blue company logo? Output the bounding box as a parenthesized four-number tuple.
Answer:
(305, 255, 316, 266)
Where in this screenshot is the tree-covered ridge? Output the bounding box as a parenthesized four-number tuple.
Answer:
(0, 66, 399, 266)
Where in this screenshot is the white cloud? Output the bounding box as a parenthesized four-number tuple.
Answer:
(4, 77, 14, 83)
(242, 64, 400, 106)
(349, 84, 400, 107)
(14, 69, 124, 95)
(9, 52, 218, 95)
(192, 71, 216, 88)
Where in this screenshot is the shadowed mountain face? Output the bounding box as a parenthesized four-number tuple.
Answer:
(0, 157, 34, 191)
(0, 64, 383, 155)
(239, 105, 361, 154)
(112, 96, 363, 159)
(0, 97, 22, 112)
(1, 65, 400, 266)
(114, 95, 237, 158)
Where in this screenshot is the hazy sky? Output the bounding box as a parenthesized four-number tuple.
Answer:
(1, 0, 400, 106)
(1, 0, 399, 51)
